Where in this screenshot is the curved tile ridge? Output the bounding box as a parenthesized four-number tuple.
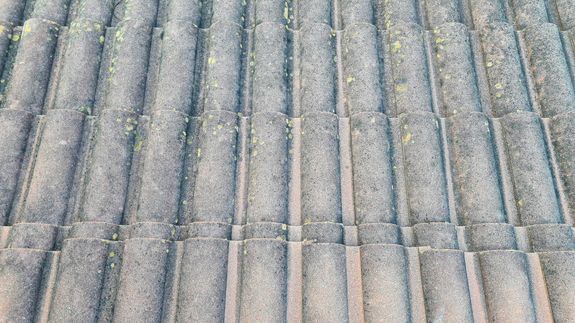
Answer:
(95, 18, 153, 115)
(151, 20, 199, 115)
(386, 22, 433, 115)
(445, 112, 506, 224)
(111, 0, 159, 27)
(431, 22, 482, 116)
(20, 109, 86, 226)
(2, 18, 60, 115)
(342, 23, 383, 115)
(399, 112, 450, 224)
(423, 0, 463, 28)
(499, 111, 563, 225)
(67, 0, 115, 25)
(246, 112, 289, 224)
(51, 18, 105, 114)
(27, 0, 72, 26)
(301, 111, 342, 224)
(509, 0, 549, 30)
(0, 0, 28, 25)
(478, 21, 531, 117)
(350, 112, 396, 224)
(197, 22, 243, 114)
(0, 21, 13, 77)
(251, 22, 289, 115)
(0, 109, 34, 224)
(551, 0, 575, 30)
(549, 112, 575, 222)
(469, 0, 508, 29)
(298, 23, 337, 115)
(523, 23, 575, 117)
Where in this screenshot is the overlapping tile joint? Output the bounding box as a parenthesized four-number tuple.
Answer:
(1, 0, 575, 322)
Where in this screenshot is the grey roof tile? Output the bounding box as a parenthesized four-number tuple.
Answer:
(252, 22, 288, 115)
(510, 0, 548, 30)
(247, 112, 289, 224)
(28, 0, 71, 26)
(478, 250, 537, 321)
(523, 23, 575, 117)
(2, 19, 60, 114)
(432, 22, 482, 116)
(539, 251, 575, 321)
(176, 238, 229, 322)
(342, 23, 383, 114)
(299, 23, 336, 114)
(399, 113, 450, 224)
(3, 1, 575, 321)
(424, 0, 463, 28)
(0, 109, 33, 224)
(239, 239, 288, 322)
(48, 238, 110, 322)
(360, 244, 410, 322)
(386, 23, 433, 115)
(350, 112, 395, 224)
(99, 19, 152, 115)
(302, 243, 348, 322)
(201, 22, 242, 113)
(81, 109, 137, 223)
(301, 112, 342, 223)
(0, 0, 27, 25)
(20, 109, 85, 225)
(152, 20, 198, 115)
(500, 112, 562, 225)
(136, 110, 188, 224)
(419, 249, 474, 322)
(446, 112, 505, 224)
(191, 110, 238, 223)
(479, 22, 531, 117)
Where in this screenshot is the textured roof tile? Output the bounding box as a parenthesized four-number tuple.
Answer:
(2, 0, 575, 321)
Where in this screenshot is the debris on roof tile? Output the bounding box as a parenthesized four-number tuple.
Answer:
(1, 0, 575, 322)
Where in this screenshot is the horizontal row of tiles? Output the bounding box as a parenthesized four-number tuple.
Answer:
(1, 109, 574, 229)
(1, 238, 574, 322)
(2, 221, 575, 253)
(1, 0, 575, 32)
(2, 18, 575, 119)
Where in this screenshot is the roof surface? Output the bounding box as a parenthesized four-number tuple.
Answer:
(1, 0, 575, 322)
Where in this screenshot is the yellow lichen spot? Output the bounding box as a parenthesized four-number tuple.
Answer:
(0, 25, 5, 35)
(494, 83, 503, 89)
(395, 83, 407, 94)
(281, 224, 288, 230)
(435, 37, 444, 44)
(495, 92, 503, 98)
(99, 35, 105, 44)
(208, 56, 216, 65)
(283, 6, 289, 20)
(391, 40, 402, 53)
(133, 138, 143, 152)
(110, 263, 116, 269)
(517, 199, 523, 208)
(108, 251, 116, 258)
(486, 61, 493, 68)
(196, 148, 202, 157)
(112, 233, 118, 240)
(23, 24, 32, 35)
(346, 76, 354, 85)
(402, 132, 412, 144)
(11, 34, 20, 41)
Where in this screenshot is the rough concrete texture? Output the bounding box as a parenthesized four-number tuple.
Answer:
(0, 0, 575, 322)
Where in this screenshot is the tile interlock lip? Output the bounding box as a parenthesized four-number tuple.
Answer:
(1, 0, 575, 322)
